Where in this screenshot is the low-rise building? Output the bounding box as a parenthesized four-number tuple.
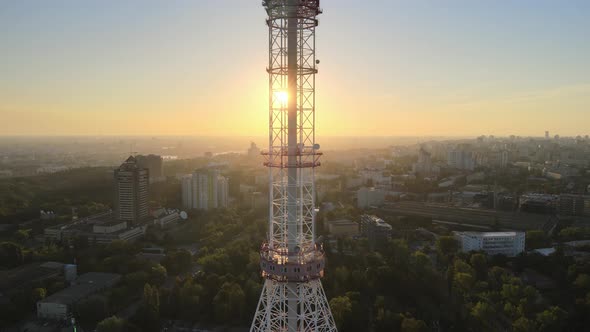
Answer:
(44, 211, 146, 245)
(326, 219, 359, 238)
(519, 194, 558, 214)
(0, 262, 66, 295)
(37, 272, 121, 320)
(454, 231, 525, 257)
(357, 187, 385, 209)
(153, 208, 181, 228)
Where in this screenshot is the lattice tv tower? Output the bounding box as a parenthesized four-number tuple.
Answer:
(250, 1, 337, 331)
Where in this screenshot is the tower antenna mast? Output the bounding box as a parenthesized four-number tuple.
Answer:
(251, 1, 337, 331)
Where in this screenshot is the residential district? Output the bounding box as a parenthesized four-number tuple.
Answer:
(1, 134, 590, 331)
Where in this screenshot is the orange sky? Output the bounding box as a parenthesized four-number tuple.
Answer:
(1, 1, 589, 137)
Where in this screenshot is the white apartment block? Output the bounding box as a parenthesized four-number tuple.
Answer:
(181, 168, 229, 210)
(454, 231, 525, 257)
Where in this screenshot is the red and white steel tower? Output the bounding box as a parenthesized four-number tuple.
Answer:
(250, 0, 337, 331)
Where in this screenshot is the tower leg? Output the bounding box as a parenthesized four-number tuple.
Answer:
(251, 279, 337, 332)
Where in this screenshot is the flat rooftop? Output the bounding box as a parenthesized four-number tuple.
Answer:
(457, 231, 522, 237)
(327, 219, 356, 225)
(0, 261, 64, 292)
(39, 272, 121, 306)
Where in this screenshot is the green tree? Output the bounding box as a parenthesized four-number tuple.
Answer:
(163, 249, 193, 275)
(329, 296, 353, 330)
(131, 284, 160, 332)
(436, 236, 459, 257)
(143, 284, 160, 313)
(0, 242, 24, 268)
(75, 295, 109, 327)
(469, 253, 487, 281)
(470, 301, 497, 330)
(97, 316, 127, 332)
(574, 274, 590, 291)
(31, 288, 47, 306)
(212, 282, 246, 324)
(535, 306, 567, 332)
(401, 316, 428, 332)
(13, 229, 31, 243)
(149, 264, 167, 286)
(526, 230, 549, 250)
(513, 316, 535, 332)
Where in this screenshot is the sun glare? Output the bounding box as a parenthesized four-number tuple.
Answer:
(274, 90, 288, 105)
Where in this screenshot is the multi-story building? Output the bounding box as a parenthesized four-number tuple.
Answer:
(326, 219, 359, 238)
(247, 142, 261, 158)
(136, 154, 164, 183)
(519, 194, 558, 214)
(217, 176, 229, 208)
(448, 146, 476, 171)
(114, 156, 149, 225)
(412, 148, 440, 176)
(359, 215, 392, 248)
(181, 174, 193, 209)
(181, 168, 229, 210)
(44, 212, 147, 245)
(37, 272, 121, 320)
(454, 231, 525, 257)
(357, 187, 385, 209)
(559, 194, 589, 216)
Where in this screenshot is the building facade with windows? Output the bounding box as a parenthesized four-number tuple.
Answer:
(181, 168, 229, 210)
(114, 156, 149, 225)
(455, 231, 525, 257)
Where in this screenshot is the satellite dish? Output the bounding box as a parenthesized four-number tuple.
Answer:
(180, 211, 188, 220)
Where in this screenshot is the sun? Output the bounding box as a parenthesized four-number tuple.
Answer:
(274, 90, 288, 106)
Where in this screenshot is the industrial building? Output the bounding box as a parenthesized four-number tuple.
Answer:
(37, 272, 121, 320)
(454, 231, 526, 257)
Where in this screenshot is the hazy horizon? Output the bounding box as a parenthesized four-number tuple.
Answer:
(1, 0, 589, 137)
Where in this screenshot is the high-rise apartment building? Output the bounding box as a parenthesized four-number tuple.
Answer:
(181, 168, 229, 210)
(412, 147, 440, 176)
(181, 174, 193, 210)
(114, 156, 149, 225)
(136, 154, 164, 183)
(448, 147, 476, 171)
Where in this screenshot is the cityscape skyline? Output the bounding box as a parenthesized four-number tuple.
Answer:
(1, 0, 589, 137)
(2, 1, 590, 331)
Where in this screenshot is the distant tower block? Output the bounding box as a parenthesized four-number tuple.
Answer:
(250, 1, 337, 331)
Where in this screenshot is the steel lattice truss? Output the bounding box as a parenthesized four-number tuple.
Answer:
(252, 1, 337, 331)
(251, 279, 337, 332)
